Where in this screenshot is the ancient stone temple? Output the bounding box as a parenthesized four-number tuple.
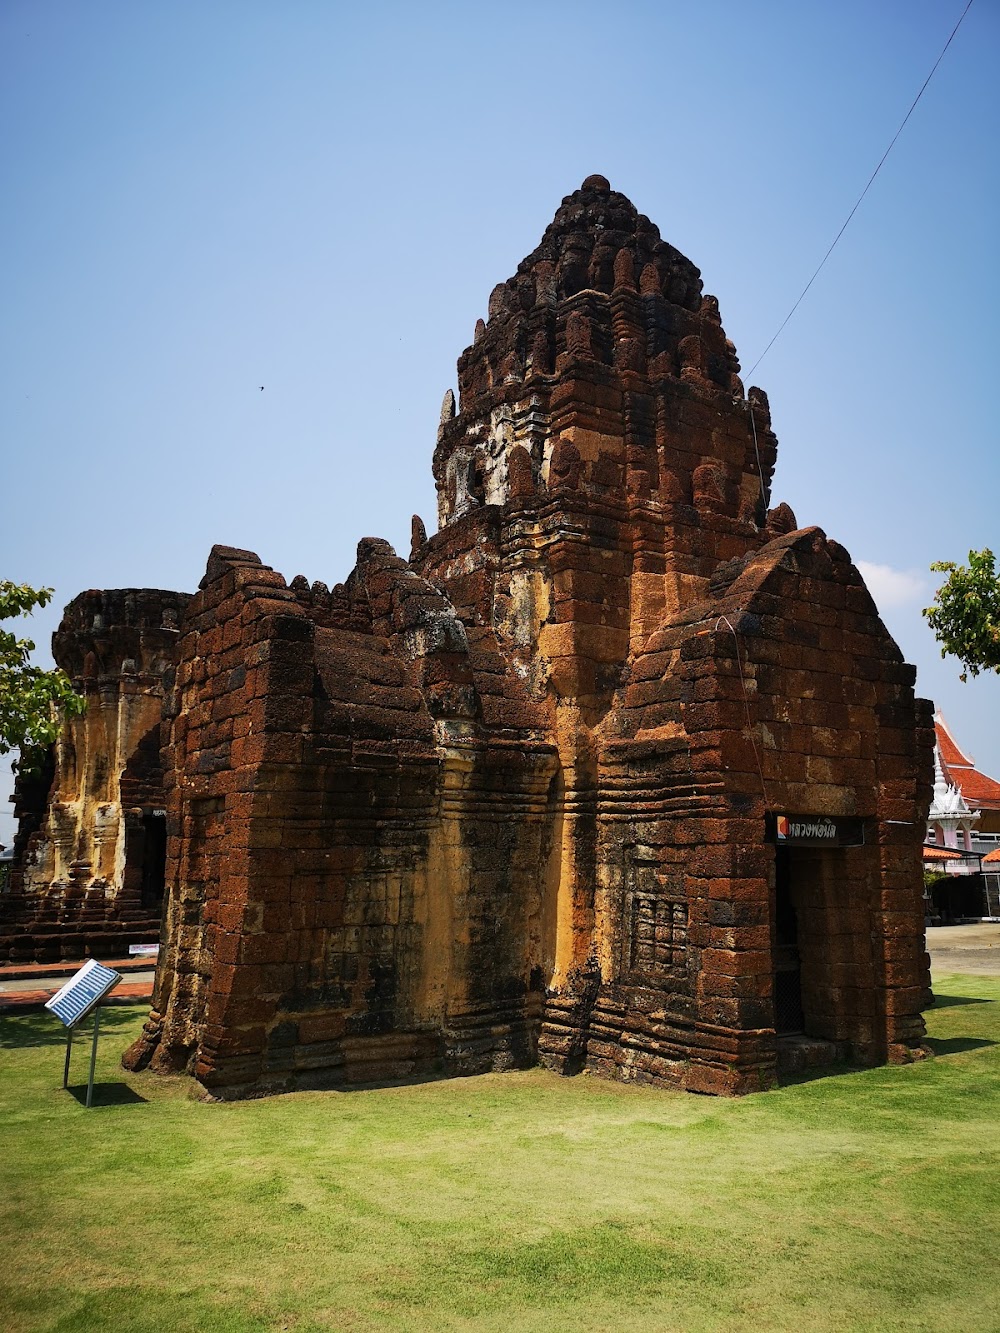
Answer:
(32, 175, 932, 1096)
(2, 589, 189, 961)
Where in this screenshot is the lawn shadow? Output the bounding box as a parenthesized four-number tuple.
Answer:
(294, 1064, 471, 1096)
(779, 1031, 998, 1085)
(778, 1061, 865, 1089)
(66, 1082, 147, 1107)
(923, 1036, 997, 1056)
(0, 1007, 143, 1050)
(929, 992, 996, 1010)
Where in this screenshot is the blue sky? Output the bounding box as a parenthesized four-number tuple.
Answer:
(1, 0, 997, 842)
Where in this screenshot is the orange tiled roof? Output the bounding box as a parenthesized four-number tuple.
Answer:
(984, 847, 1000, 864)
(923, 845, 956, 862)
(935, 715, 1000, 811)
(936, 716, 971, 770)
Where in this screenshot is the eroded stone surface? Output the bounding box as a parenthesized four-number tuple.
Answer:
(3, 589, 190, 962)
(24, 179, 932, 1095)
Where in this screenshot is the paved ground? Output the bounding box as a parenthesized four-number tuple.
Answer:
(927, 922, 1000, 979)
(0, 959, 156, 1012)
(0, 967, 155, 996)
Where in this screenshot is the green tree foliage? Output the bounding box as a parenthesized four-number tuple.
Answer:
(924, 548, 1000, 683)
(0, 582, 85, 771)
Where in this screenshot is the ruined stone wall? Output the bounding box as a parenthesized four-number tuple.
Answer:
(127, 544, 561, 1095)
(127, 176, 932, 1098)
(2, 588, 189, 962)
(572, 526, 934, 1094)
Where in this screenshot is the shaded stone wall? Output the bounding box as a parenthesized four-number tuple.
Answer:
(126, 545, 560, 1094)
(579, 526, 935, 1092)
(2, 588, 189, 961)
(125, 177, 932, 1097)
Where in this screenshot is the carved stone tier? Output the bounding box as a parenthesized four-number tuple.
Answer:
(2, 588, 190, 962)
(108, 180, 931, 1096)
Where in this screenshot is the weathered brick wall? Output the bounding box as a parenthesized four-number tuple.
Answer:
(2, 588, 189, 962)
(125, 176, 931, 1098)
(127, 544, 561, 1095)
(555, 526, 933, 1094)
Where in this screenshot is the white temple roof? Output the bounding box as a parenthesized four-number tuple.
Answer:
(929, 743, 978, 822)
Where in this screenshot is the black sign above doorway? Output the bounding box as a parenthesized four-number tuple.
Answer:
(766, 814, 865, 847)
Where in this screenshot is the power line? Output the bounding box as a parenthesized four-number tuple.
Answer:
(744, 0, 975, 382)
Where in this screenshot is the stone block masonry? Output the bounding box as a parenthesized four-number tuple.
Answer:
(15, 176, 934, 1096)
(2, 589, 190, 963)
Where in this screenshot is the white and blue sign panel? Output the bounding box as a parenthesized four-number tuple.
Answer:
(45, 959, 121, 1028)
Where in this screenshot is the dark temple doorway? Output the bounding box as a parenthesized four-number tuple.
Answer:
(124, 809, 168, 912)
(139, 811, 167, 910)
(773, 846, 804, 1034)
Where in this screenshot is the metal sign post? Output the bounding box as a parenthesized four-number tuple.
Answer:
(86, 1008, 102, 1108)
(46, 959, 122, 1108)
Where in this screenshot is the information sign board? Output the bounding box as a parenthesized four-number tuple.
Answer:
(45, 959, 121, 1028)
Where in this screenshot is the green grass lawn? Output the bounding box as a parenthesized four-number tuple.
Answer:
(2, 976, 999, 1333)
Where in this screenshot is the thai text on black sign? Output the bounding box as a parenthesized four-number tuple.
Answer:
(767, 814, 865, 847)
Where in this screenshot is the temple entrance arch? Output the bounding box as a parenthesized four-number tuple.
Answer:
(767, 814, 874, 1063)
(122, 807, 168, 912)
